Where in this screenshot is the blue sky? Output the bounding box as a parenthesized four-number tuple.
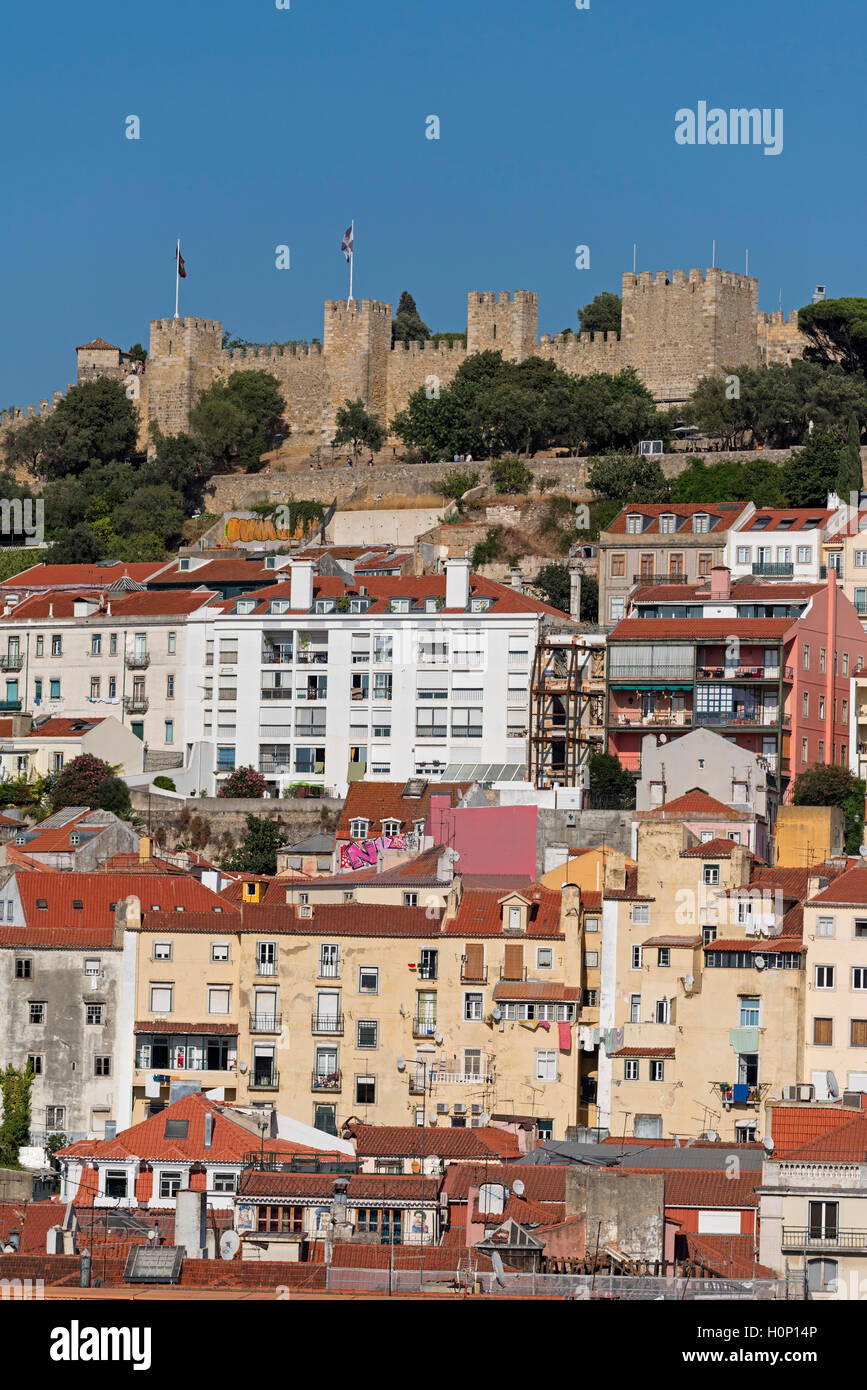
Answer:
(2, 0, 865, 408)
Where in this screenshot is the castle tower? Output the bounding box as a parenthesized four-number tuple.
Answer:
(466, 291, 539, 361)
(620, 268, 759, 402)
(323, 298, 393, 430)
(76, 338, 125, 385)
(146, 317, 224, 437)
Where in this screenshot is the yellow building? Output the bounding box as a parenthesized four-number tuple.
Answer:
(599, 822, 807, 1142)
(539, 846, 636, 895)
(123, 865, 597, 1141)
(774, 804, 845, 868)
(802, 865, 867, 1097)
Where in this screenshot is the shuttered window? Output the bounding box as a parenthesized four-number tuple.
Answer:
(503, 944, 524, 981)
(813, 1017, 833, 1046)
(464, 944, 484, 981)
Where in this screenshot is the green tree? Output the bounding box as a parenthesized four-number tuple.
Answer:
(586, 751, 636, 810)
(127, 343, 148, 364)
(333, 398, 386, 455)
(792, 764, 867, 855)
(2, 417, 50, 475)
(0, 1062, 34, 1168)
(113, 484, 185, 548)
(189, 370, 287, 472)
(797, 298, 867, 376)
(44, 522, 106, 563)
(490, 455, 534, 494)
(577, 292, 622, 336)
(51, 753, 116, 810)
(392, 291, 431, 344)
(533, 563, 571, 613)
(840, 412, 863, 499)
(222, 814, 283, 874)
(39, 378, 139, 477)
(96, 776, 132, 819)
(587, 453, 670, 504)
(143, 427, 209, 502)
(470, 527, 502, 566)
(433, 468, 480, 510)
(783, 428, 843, 507)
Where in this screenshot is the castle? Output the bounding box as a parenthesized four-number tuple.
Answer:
(1, 268, 805, 446)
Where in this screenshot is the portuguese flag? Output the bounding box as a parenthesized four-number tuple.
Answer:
(176, 247, 186, 278)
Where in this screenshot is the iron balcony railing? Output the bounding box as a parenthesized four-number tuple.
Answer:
(413, 1016, 438, 1038)
(752, 562, 793, 577)
(262, 649, 294, 664)
(125, 652, 150, 669)
(311, 1070, 342, 1092)
(295, 650, 328, 664)
(311, 1013, 344, 1035)
(499, 966, 529, 982)
(0, 655, 23, 671)
(124, 696, 149, 713)
(248, 1070, 280, 1090)
(243, 1152, 358, 1173)
(631, 573, 689, 586)
(249, 1013, 282, 1033)
(259, 759, 292, 774)
(609, 666, 695, 681)
(696, 665, 783, 681)
(781, 1228, 867, 1251)
(0, 700, 22, 711)
(255, 960, 277, 976)
(318, 962, 340, 979)
(461, 966, 488, 984)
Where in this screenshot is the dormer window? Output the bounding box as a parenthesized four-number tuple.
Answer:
(236, 599, 255, 614)
(315, 598, 336, 614)
(70, 834, 80, 846)
(390, 598, 410, 613)
(350, 598, 369, 613)
(382, 819, 401, 836)
(659, 514, 677, 534)
(349, 818, 370, 839)
(470, 598, 491, 612)
(270, 600, 290, 615)
(625, 514, 642, 534)
(179, 558, 192, 571)
(15, 834, 26, 846)
(500, 893, 530, 933)
(692, 514, 709, 533)
(265, 556, 277, 569)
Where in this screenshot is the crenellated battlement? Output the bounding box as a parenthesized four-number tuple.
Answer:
(623, 267, 758, 292)
(390, 338, 468, 354)
(222, 341, 323, 362)
(1, 389, 67, 432)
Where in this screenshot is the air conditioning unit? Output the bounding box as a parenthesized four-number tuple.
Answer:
(782, 1085, 799, 1102)
(453, 1102, 466, 1115)
(798, 1084, 815, 1102)
(436, 1102, 448, 1115)
(470, 1103, 482, 1116)
(842, 1091, 864, 1109)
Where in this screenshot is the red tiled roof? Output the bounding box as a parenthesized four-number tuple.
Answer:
(9, 869, 236, 939)
(631, 579, 823, 603)
(444, 886, 563, 938)
(778, 1112, 867, 1162)
(59, 1093, 334, 1164)
(238, 1171, 438, 1201)
(609, 618, 792, 642)
(809, 866, 867, 907)
(611, 1047, 676, 1058)
(684, 1233, 773, 1280)
(76, 337, 120, 351)
(603, 503, 748, 536)
(738, 508, 833, 531)
(703, 937, 802, 953)
(133, 1021, 238, 1035)
(637, 790, 749, 821)
(492, 981, 580, 1002)
(335, 782, 471, 843)
(768, 1102, 866, 1155)
(641, 936, 702, 948)
(0, 562, 168, 590)
(235, 572, 565, 619)
(6, 589, 218, 620)
(442, 1165, 566, 1202)
(681, 838, 761, 859)
(346, 1124, 521, 1161)
(472, 1196, 565, 1226)
(627, 1168, 760, 1208)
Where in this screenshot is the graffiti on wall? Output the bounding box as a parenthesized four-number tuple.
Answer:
(340, 835, 406, 870)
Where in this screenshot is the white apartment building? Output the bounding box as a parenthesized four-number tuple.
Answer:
(725, 507, 834, 584)
(187, 559, 558, 797)
(0, 586, 221, 770)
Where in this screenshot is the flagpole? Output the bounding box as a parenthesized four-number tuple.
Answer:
(348, 220, 354, 305)
(175, 239, 180, 318)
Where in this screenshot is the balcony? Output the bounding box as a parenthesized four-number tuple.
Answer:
(262, 647, 294, 664)
(781, 1228, 867, 1252)
(248, 1070, 280, 1091)
(413, 1015, 438, 1038)
(429, 1058, 495, 1086)
(0, 700, 22, 711)
(719, 1083, 760, 1109)
(461, 966, 488, 984)
(499, 966, 528, 982)
(696, 665, 783, 681)
(124, 696, 149, 713)
(695, 711, 788, 729)
(610, 712, 692, 728)
(125, 652, 150, 669)
(609, 666, 694, 682)
(259, 759, 292, 775)
(261, 687, 293, 701)
(255, 961, 277, 977)
(216, 763, 236, 776)
(311, 1013, 344, 1035)
(631, 573, 689, 586)
(752, 562, 793, 577)
(0, 655, 23, 671)
(295, 649, 328, 665)
(249, 1013, 282, 1033)
(311, 1070, 341, 1092)
(318, 962, 340, 979)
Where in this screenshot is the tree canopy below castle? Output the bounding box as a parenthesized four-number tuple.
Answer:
(392, 291, 431, 345)
(577, 291, 622, 337)
(797, 297, 867, 376)
(188, 369, 288, 472)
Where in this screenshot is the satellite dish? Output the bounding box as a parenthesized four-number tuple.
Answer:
(491, 1007, 503, 1022)
(659, 734, 667, 744)
(754, 955, 766, 970)
(434, 1031, 443, 1045)
(827, 1071, 840, 1099)
(396, 1058, 406, 1071)
(427, 1112, 437, 1125)
(220, 1230, 240, 1260)
(479, 1112, 490, 1126)
(239, 1061, 248, 1073)
(859, 845, 867, 858)
(490, 1249, 506, 1288)
(683, 973, 694, 988)
(763, 1136, 775, 1154)
(512, 1178, 525, 1197)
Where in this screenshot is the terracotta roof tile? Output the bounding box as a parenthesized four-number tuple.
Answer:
(684, 1233, 773, 1279)
(603, 503, 748, 536)
(442, 1165, 566, 1202)
(768, 1102, 866, 1154)
(609, 617, 791, 642)
(346, 1124, 521, 1161)
(492, 981, 579, 1002)
(636, 790, 750, 821)
(238, 1172, 437, 1201)
(611, 1047, 676, 1058)
(777, 1111, 867, 1162)
(335, 782, 471, 843)
(0, 562, 169, 590)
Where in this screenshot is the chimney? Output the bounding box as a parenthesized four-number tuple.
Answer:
(604, 851, 627, 893)
(569, 566, 582, 620)
(10, 714, 32, 737)
(290, 559, 315, 611)
(560, 881, 581, 933)
(48, 602, 53, 617)
(510, 566, 523, 591)
(806, 875, 829, 900)
(444, 558, 470, 610)
(204, 1111, 214, 1150)
(709, 566, 732, 600)
(139, 834, 152, 863)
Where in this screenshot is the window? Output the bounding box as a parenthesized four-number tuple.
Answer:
(29, 1002, 45, 1024)
(403, 892, 419, 907)
(168, 631, 176, 654)
(584, 950, 599, 968)
(739, 996, 761, 1027)
(803, 644, 810, 670)
(807, 1259, 838, 1294)
(844, 653, 849, 676)
(84, 958, 100, 977)
(610, 553, 625, 577)
(851, 1020, 867, 1047)
(797, 545, 812, 564)
(164, 720, 174, 744)
(358, 967, 379, 994)
(631, 904, 649, 925)
(343, 891, 355, 904)
(49, 679, 60, 699)
(464, 993, 483, 1021)
(211, 943, 230, 962)
(90, 677, 101, 699)
(535, 1050, 558, 1082)
(150, 984, 173, 1013)
(109, 633, 117, 655)
(853, 968, 867, 991)
(820, 647, 826, 673)
(855, 919, 867, 940)
(537, 947, 553, 970)
(159, 1170, 183, 1199)
(659, 514, 676, 534)
(35, 636, 43, 657)
(802, 692, 809, 718)
(649, 1060, 665, 1081)
(319, 943, 339, 978)
(692, 514, 709, 534)
(815, 965, 835, 990)
(585, 917, 600, 933)
(51, 635, 62, 656)
(349, 818, 370, 840)
(418, 948, 438, 980)
(702, 925, 717, 945)
(625, 1059, 639, 1080)
(657, 948, 670, 968)
(631, 945, 643, 970)
(654, 999, 669, 1024)
(801, 738, 808, 765)
(153, 941, 172, 961)
(583, 988, 599, 1007)
(813, 1018, 833, 1046)
(94, 1056, 111, 1076)
(27, 1054, 43, 1075)
(703, 864, 720, 886)
(211, 1172, 236, 1194)
(86, 1003, 103, 1025)
(15, 958, 31, 979)
(355, 1074, 376, 1105)
(817, 916, 834, 938)
(208, 987, 231, 1015)
(357, 1020, 378, 1049)
(625, 513, 642, 534)
(736, 546, 751, 565)
(629, 994, 641, 1023)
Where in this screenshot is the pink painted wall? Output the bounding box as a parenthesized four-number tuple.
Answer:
(427, 799, 538, 878)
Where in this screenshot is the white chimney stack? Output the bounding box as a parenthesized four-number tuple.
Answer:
(569, 567, 582, 621)
(290, 559, 315, 611)
(445, 558, 470, 610)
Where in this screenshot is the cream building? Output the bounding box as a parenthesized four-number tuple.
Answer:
(0, 713, 144, 781)
(802, 866, 867, 1098)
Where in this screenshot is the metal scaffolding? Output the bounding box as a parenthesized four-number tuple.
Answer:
(529, 631, 606, 790)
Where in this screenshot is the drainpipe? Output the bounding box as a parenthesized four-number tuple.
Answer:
(121, 628, 128, 726)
